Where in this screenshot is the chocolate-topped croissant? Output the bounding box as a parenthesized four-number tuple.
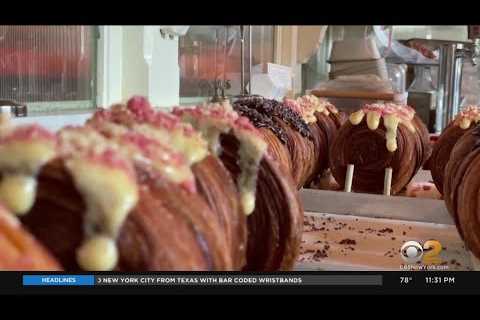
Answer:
(443, 124, 480, 258)
(232, 96, 313, 188)
(231, 95, 344, 189)
(430, 106, 480, 195)
(329, 103, 431, 194)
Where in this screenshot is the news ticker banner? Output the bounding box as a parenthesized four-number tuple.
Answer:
(0, 272, 478, 294)
(22, 274, 383, 286)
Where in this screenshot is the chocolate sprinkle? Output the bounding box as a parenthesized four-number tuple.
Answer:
(233, 104, 288, 143)
(339, 239, 357, 245)
(379, 228, 394, 233)
(313, 249, 328, 259)
(233, 96, 312, 141)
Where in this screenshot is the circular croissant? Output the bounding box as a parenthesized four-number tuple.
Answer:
(330, 104, 431, 194)
(305, 109, 347, 186)
(88, 98, 247, 269)
(232, 95, 346, 189)
(20, 159, 233, 271)
(171, 103, 303, 270)
(231, 97, 307, 188)
(0, 96, 303, 271)
(0, 204, 61, 271)
(430, 106, 480, 195)
(257, 127, 292, 175)
(192, 155, 247, 269)
(219, 134, 303, 270)
(443, 124, 480, 258)
(276, 120, 316, 188)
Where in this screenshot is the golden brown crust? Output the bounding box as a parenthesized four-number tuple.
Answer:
(0, 206, 61, 271)
(258, 128, 292, 176)
(444, 127, 480, 243)
(219, 134, 303, 270)
(430, 123, 474, 195)
(20, 159, 232, 271)
(274, 120, 315, 188)
(192, 155, 246, 269)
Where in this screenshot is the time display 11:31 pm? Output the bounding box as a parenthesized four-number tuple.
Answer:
(425, 276, 455, 284)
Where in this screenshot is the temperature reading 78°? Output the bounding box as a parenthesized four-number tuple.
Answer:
(400, 276, 413, 284)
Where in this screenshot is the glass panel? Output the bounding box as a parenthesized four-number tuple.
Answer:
(0, 25, 96, 110)
(392, 26, 468, 41)
(179, 25, 275, 104)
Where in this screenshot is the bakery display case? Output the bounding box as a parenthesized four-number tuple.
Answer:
(1, 25, 480, 275)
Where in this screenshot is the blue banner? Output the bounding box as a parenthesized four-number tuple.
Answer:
(23, 275, 95, 286)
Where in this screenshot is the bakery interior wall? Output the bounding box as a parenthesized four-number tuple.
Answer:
(9, 25, 478, 131)
(302, 25, 472, 91)
(10, 25, 180, 130)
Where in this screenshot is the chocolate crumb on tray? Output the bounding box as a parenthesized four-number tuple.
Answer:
(339, 239, 357, 245)
(313, 249, 328, 259)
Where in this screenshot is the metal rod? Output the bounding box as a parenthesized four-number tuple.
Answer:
(344, 164, 354, 193)
(248, 25, 252, 95)
(240, 26, 245, 95)
(383, 167, 392, 196)
(436, 43, 464, 132)
(223, 26, 228, 98)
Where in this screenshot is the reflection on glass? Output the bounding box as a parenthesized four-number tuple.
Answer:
(0, 25, 96, 107)
(179, 26, 274, 102)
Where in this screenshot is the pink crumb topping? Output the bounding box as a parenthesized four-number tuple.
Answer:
(120, 131, 186, 167)
(173, 105, 260, 136)
(235, 116, 259, 133)
(118, 131, 195, 192)
(0, 124, 56, 145)
(86, 148, 136, 182)
(91, 100, 196, 138)
(127, 96, 154, 121)
(149, 112, 184, 133)
(362, 103, 415, 122)
(283, 98, 303, 115)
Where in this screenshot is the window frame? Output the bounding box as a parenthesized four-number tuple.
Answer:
(9, 25, 122, 116)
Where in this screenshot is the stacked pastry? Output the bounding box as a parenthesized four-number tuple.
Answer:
(232, 95, 345, 189)
(329, 103, 431, 194)
(0, 96, 302, 271)
(429, 106, 480, 195)
(443, 124, 480, 264)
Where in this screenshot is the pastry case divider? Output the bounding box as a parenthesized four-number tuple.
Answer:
(300, 188, 453, 225)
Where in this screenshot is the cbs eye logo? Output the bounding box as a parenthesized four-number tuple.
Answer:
(400, 240, 442, 265)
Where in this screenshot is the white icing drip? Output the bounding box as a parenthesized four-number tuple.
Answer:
(383, 115, 400, 152)
(176, 106, 267, 215)
(349, 110, 365, 125)
(349, 104, 417, 153)
(235, 130, 267, 215)
(0, 174, 37, 215)
(366, 111, 381, 130)
(0, 124, 57, 215)
(65, 154, 138, 271)
(76, 235, 119, 271)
